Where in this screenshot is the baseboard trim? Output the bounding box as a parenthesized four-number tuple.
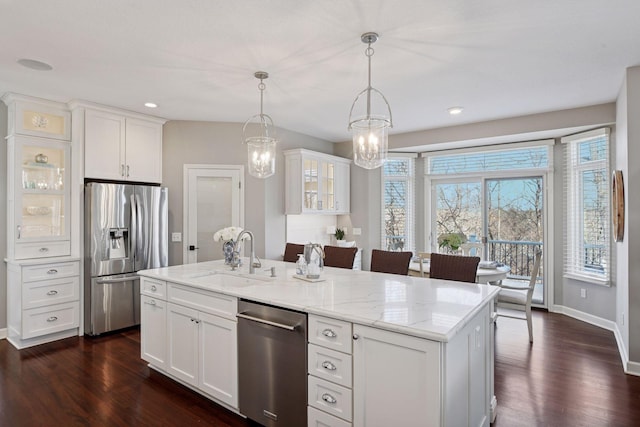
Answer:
(553, 304, 639, 377)
(0, 328, 6, 340)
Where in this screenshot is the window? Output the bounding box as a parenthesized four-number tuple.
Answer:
(381, 155, 415, 252)
(562, 128, 610, 285)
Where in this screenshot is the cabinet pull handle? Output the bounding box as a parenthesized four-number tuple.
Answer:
(47, 316, 58, 322)
(121, 164, 125, 177)
(46, 290, 58, 296)
(321, 393, 337, 404)
(17, 225, 21, 239)
(322, 328, 337, 338)
(144, 300, 157, 306)
(47, 269, 58, 275)
(151, 285, 157, 291)
(321, 361, 337, 371)
(39, 247, 49, 253)
(126, 165, 130, 177)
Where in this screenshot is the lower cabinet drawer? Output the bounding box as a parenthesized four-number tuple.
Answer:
(15, 241, 71, 260)
(308, 343, 353, 388)
(22, 302, 79, 339)
(308, 406, 352, 427)
(141, 277, 166, 299)
(308, 375, 353, 422)
(23, 261, 79, 282)
(23, 276, 79, 309)
(168, 283, 237, 320)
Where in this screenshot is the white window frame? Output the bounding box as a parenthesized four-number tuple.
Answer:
(381, 154, 416, 252)
(561, 128, 611, 286)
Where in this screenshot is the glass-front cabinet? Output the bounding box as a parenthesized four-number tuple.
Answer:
(7, 135, 71, 259)
(285, 149, 350, 214)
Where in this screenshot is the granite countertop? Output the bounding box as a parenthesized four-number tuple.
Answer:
(138, 259, 500, 343)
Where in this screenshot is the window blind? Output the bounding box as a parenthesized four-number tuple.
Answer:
(561, 128, 610, 285)
(381, 155, 415, 252)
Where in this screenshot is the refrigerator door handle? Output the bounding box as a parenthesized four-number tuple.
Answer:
(95, 274, 139, 284)
(130, 193, 138, 264)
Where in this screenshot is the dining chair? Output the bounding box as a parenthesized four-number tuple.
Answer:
(461, 242, 484, 259)
(323, 245, 358, 269)
(429, 253, 480, 283)
(283, 243, 305, 262)
(370, 250, 413, 275)
(417, 252, 431, 277)
(496, 250, 542, 343)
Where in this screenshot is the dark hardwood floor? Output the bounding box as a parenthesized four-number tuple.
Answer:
(1, 311, 639, 426)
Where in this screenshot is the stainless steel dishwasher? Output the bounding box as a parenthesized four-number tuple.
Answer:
(237, 299, 307, 427)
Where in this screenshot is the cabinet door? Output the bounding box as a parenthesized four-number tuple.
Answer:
(11, 136, 71, 259)
(320, 160, 335, 212)
(303, 157, 320, 211)
(125, 118, 163, 183)
(167, 303, 199, 385)
(352, 324, 441, 427)
(334, 161, 350, 214)
(141, 295, 167, 369)
(85, 109, 126, 181)
(199, 311, 238, 409)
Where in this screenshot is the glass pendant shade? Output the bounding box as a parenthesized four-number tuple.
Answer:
(243, 71, 278, 179)
(348, 32, 392, 170)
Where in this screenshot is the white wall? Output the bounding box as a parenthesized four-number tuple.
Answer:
(162, 120, 334, 266)
(615, 66, 640, 366)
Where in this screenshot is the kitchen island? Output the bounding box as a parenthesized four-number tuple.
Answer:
(138, 259, 500, 427)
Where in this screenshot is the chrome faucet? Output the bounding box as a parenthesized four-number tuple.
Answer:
(234, 230, 261, 274)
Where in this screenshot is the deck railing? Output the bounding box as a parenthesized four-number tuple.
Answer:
(487, 240, 542, 279)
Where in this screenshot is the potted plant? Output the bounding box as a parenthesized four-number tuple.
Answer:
(437, 232, 467, 253)
(334, 227, 345, 242)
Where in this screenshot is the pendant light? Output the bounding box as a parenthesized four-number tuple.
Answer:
(243, 71, 277, 179)
(348, 32, 393, 170)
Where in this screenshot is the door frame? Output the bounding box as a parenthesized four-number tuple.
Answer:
(182, 164, 245, 264)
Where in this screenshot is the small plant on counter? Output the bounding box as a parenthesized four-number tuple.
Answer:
(213, 226, 247, 242)
(334, 228, 345, 241)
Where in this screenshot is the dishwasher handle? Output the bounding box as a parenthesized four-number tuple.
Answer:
(237, 312, 299, 331)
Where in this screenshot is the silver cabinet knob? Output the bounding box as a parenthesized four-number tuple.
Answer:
(353, 334, 359, 340)
(321, 393, 337, 404)
(322, 328, 337, 338)
(46, 290, 58, 296)
(321, 361, 337, 371)
(151, 285, 157, 291)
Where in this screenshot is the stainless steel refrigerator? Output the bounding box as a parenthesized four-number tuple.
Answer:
(84, 182, 168, 335)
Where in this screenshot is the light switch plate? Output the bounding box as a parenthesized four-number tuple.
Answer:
(353, 228, 362, 235)
(171, 232, 182, 242)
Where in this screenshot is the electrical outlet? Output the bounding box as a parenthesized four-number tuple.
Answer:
(171, 232, 182, 242)
(353, 228, 362, 235)
(580, 288, 587, 298)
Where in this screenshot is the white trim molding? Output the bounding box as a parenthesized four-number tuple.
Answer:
(0, 328, 7, 340)
(552, 304, 639, 376)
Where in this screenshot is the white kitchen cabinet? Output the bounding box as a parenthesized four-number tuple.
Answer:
(284, 149, 350, 214)
(2, 93, 71, 141)
(142, 281, 238, 410)
(6, 259, 80, 349)
(6, 134, 71, 260)
(141, 294, 167, 369)
(352, 324, 441, 427)
(74, 103, 165, 183)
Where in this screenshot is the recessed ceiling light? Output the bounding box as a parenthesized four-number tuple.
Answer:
(448, 106, 464, 115)
(144, 102, 158, 108)
(17, 58, 53, 71)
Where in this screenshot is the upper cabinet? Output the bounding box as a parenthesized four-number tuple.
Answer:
(284, 149, 350, 215)
(72, 103, 165, 183)
(2, 93, 71, 141)
(2, 95, 72, 259)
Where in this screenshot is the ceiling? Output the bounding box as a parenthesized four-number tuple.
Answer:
(1, 0, 639, 143)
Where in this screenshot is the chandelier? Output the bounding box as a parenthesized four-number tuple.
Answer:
(243, 71, 277, 179)
(348, 32, 393, 170)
